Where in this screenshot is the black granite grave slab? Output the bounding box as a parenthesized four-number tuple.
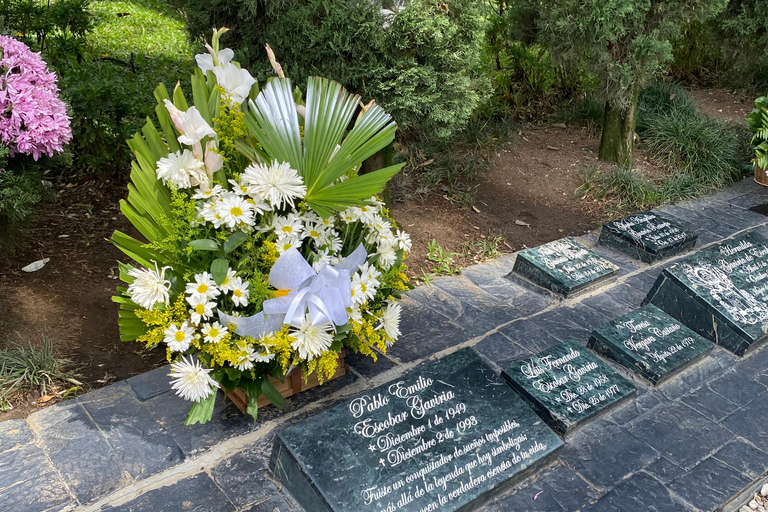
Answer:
(645, 229, 768, 356)
(270, 348, 563, 512)
(511, 238, 618, 297)
(501, 340, 636, 434)
(588, 304, 714, 384)
(598, 211, 697, 263)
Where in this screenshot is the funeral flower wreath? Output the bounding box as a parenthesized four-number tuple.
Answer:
(112, 29, 411, 424)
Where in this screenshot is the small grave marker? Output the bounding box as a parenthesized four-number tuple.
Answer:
(598, 211, 697, 263)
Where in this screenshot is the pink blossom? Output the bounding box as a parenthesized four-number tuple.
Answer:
(0, 36, 72, 160)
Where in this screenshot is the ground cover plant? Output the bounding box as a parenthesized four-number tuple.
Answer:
(114, 30, 412, 424)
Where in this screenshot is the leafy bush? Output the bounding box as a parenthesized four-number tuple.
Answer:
(175, 0, 487, 140)
(0, 163, 43, 257)
(746, 94, 768, 168)
(636, 81, 698, 133)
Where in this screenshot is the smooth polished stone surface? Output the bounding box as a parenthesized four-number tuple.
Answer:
(501, 340, 636, 434)
(645, 229, 768, 355)
(588, 305, 714, 384)
(511, 238, 618, 297)
(270, 349, 563, 512)
(598, 211, 697, 263)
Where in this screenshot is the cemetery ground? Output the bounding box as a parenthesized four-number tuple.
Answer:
(0, 86, 754, 418)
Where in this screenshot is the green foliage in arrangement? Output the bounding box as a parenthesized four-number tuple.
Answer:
(533, 0, 728, 164)
(174, 0, 487, 140)
(746, 94, 768, 169)
(0, 154, 44, 258)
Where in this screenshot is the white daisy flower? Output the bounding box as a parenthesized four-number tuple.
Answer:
(218, 268, 238, 292)
(351, 272, 376, 305)
(376, 301, 402, 345)
(305, 223, 327, 244)
(228, 179, 251, 196)
(201, 322, 227, 343)
(244, 196, 270, 216)
(169, 356, 217, 402)
(185, 272, 221, 301)
(377, 241, 398, 269)
(187, 294, 216, 325)
(164, 322, 195, 352)
(396, 230, 412, 252)
(271, 213, 304, 238)
(193, 184, 223, 200)
(156, 149, 208, 189)
(199, 200, 225, 228)
(359, 262, 382, 285)
(340, 209, 356, 224)
(253, 344, 275, 363)
(291, 317, 333, 360)
(127, 262, 171, 311)
(241, 160, 306, 209)
(230, 277, 250, 307)
(312, 250, 333, 272)
(318, 232, 342, 253)
(352, 204, 378, 225)
(276, 234, 303, 254)
(219, 193, 255, 229)
(234, 342, 256, 371)
(348, 305, 363, 323)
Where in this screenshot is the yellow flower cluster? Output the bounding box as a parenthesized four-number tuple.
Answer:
(135, 296, 189, 350)
(307, 350, 340, 384)
(348, 313, 388, 360)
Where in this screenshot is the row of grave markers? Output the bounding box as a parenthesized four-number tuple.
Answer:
(268, 211, 768, 512)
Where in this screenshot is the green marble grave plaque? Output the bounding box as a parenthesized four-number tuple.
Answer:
(598, 211, 697, 263)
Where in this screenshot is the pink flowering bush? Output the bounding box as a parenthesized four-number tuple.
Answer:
(0, 35, 72, 160)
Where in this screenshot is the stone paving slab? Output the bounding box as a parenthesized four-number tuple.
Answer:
(4, 178, 768, 512)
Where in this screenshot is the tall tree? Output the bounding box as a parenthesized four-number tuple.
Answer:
(536, 0, 727, 165)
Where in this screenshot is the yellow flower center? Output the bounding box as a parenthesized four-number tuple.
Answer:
(195, 304, 205, 315)
(174, 331, 186, 342)
(351, 289, 356, 297)
(234, 289, 242, 298)
(222, 277, 229, 285)
(310, 230, 319, 238)
(198, 284, 208, 294)
(361, 283, 367, 292)
(208, 328, 219, 338)
(246, 198, 256, 205)
(281, 226, 293, 233)
(231, 207, 243, 217)
(241, 186, 248, 193)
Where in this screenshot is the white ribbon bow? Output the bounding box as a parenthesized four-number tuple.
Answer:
(218, 244, 367, 339)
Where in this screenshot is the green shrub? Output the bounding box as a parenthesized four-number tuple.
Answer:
(175, 0, 487, 140)
(636, 81, 698, 133)
(0, 156, 44, 257)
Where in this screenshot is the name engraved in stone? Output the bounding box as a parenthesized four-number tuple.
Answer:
(599, 211, 696, 263)
(501, 340, 635, 434)
(271, 349, 563, 512)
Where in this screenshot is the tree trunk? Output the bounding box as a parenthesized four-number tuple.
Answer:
(598, 85, 640, 166)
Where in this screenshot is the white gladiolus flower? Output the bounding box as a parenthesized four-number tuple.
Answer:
(164, 322, 195, 352)
(201, 322, 227, 343)
(396, 230, 412, 252)
(187, 294, 216, 325)
(242, 161, 306, 209)
(213, 62, 256, 105)
(127, 262, 171, 311)
(169, 356, 217, 402)
(291, 318, 333, 360)
(271, 213, 304, 238)
(229, 277, 250, 307)
(163, 99, 185, 132)
(176, 106, 216, 146)
(376, 302, 402, 345)
(204, 141, 224, 176)
(195, 45, 234, 72)
(186, 272, 221, 301)
(219, 194, 256, 229)
(156, 150, 208, 189)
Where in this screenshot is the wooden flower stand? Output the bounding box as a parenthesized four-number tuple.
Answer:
(226, 350, 348, 412)
(756, 163, 768, 187)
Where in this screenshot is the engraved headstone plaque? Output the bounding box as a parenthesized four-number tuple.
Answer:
(599, 211, 697, 263)
(501, 340, 635, 434)
(512, 238, 619, 297)
(588, 304, 714, 384)
(270, 349, 563, 512)
(645, 229, 768, 356)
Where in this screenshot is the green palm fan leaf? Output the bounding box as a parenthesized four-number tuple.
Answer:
(246, 76, 403, 218)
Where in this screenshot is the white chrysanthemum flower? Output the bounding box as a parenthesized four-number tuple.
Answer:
(377, 241, 398, 269)
(312, 250, 333, 272)
(219, 193, 255, 229)
(241, 160, 306, 208)
(169, 356, 217, 402)
(230, 277, 250, 307)
(276, 234, 303, 254)
(234, 342, 256, 371)
(193, 184, 223, 200)
(187, 294, 216, 325)
(201, 322, 227, 343)
(351, 272, 376, 305)
(212, 62, 256, 105)
(376, 302, 402, 346)
(396, 230, 412, 252)
(156, 150, 208, 189)
(218, 268, 238, 292)
(164, 322, 195, 352)
(185, 272, 221, 301)
(271, 213, 304, 238)
(127, 262, 171, 311)
(291, 318, 333, 360)
(177, 106, 216, 146)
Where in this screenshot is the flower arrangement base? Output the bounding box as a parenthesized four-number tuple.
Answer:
(226, 350, 348, 413)
(756, 164, 768, 187)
